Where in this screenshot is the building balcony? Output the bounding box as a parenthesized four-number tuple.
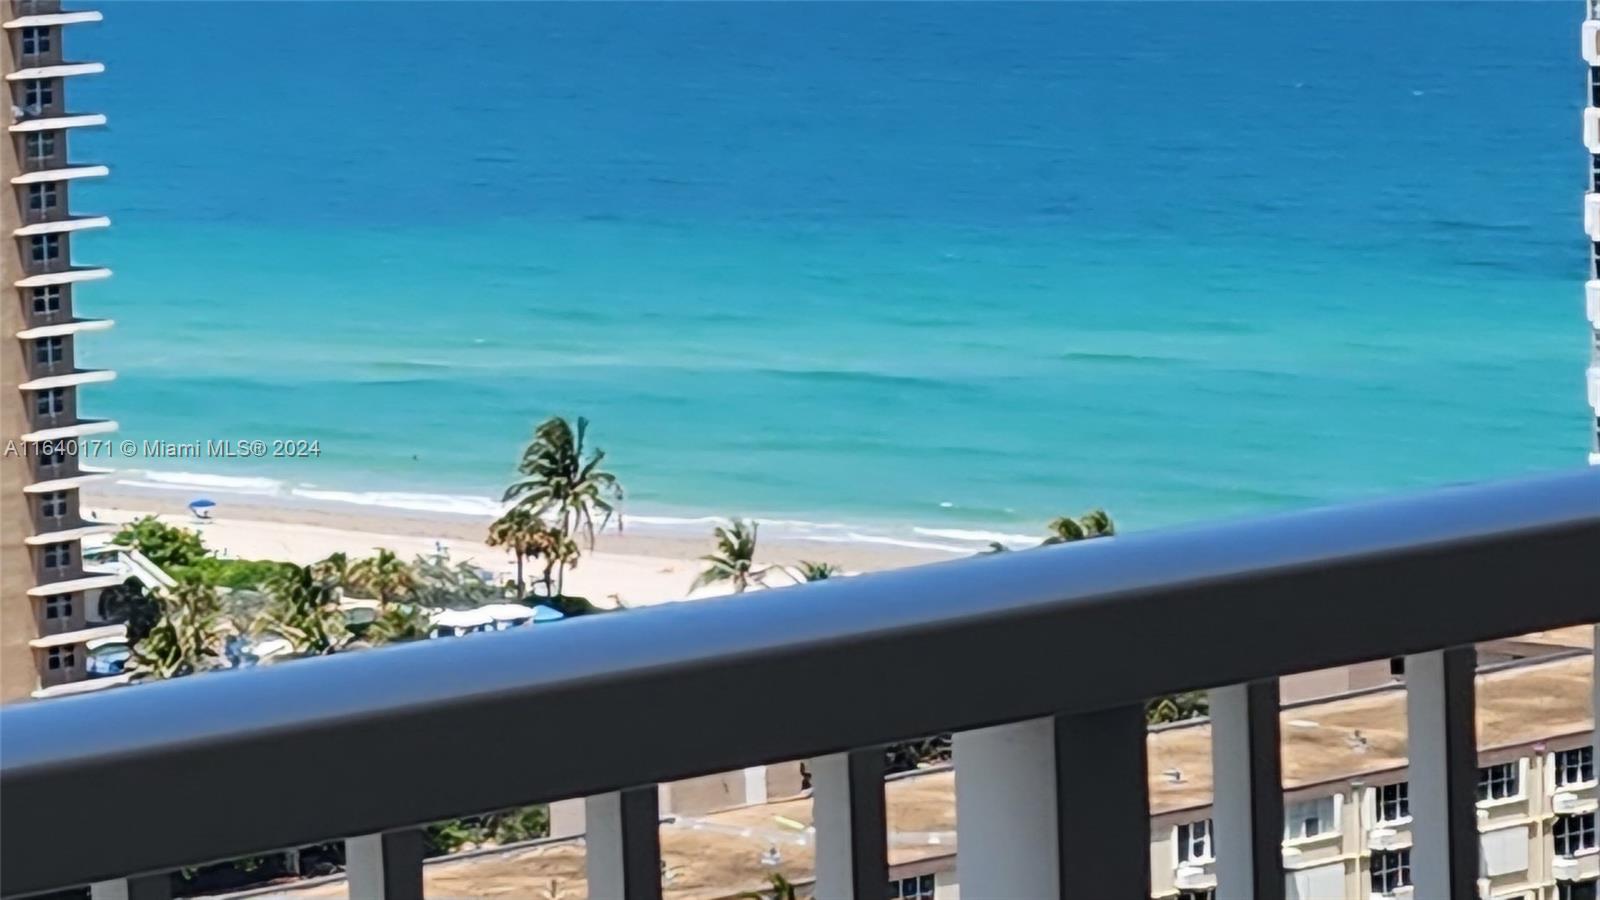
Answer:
(5, 62, 103, 82)
(22, 521, 115, 547)
(16, 417, 115, 444)
(25, 572, 124, 598)
(0, 470, 1594, 899)
(7, 112, 105, 133)
(10, 163, 108, 185)
(16, 368, 116, 392)
(12, 265, 110, 289)
(12, 214, 110, 238)
(2, 10, 100, 30)
(21, 466, 111, 495)
(15, 317, 113, 340)
(27, 623, 125, 652)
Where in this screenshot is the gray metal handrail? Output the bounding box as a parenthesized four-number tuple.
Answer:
(2, 469, 1598, 895)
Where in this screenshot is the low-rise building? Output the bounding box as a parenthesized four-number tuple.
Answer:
(251, 647, 1598, 900)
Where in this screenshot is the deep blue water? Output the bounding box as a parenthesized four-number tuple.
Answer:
(63, 2, 1592, 549)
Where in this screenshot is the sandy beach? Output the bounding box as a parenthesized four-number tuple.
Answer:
(81, 485, 956, 609)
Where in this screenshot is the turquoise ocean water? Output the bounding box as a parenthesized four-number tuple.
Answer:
(64, 2, 1590, 551)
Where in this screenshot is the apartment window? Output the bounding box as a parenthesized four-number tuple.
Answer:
(25, 131, 56, 163)
(1376, 782, 1410, 823)
(31, 285, 62, 315)
(34, 336, 64, 365)
(1176, 818, 1213, 863)
(1477, 761, 1520, 802)
(44, 593, 72, 620)
(1557, 813, 1598, 858)
(20, 26, 51, 57)
(1562, 880, 1600, 900)
(39, 445, 67, 471)
(42, 542, 72, 570)
(30, 233, 62, 263)
(1284, 795, 1338, 841)
(23, 79, 54, 110)
(35, 387, 66, 417)
(887, 874, 935, 900)
(1370, 848, 1411, 895)
(46, 646, 75, 670)
(38, 491, 67, 520)
(1559, 747, 1596, 788)
(27, 182, 58, 211)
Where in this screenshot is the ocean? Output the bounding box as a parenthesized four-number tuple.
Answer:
(65, 1, 1590, 553)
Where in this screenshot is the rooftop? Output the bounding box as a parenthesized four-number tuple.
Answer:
(260, 649, 1595, 899)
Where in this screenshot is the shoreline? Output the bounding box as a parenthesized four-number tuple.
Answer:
(82, 484, 960, 610)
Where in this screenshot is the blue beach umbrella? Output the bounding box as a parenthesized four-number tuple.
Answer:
(188, 498, 216, 518)
(529, 604, 565, 623)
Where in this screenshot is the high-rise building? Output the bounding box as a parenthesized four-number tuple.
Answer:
(1585, 4, 1600, 465)
(3, 0, 117, 701)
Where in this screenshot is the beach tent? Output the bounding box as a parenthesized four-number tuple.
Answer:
(429, 607, 494, 638)
(188, 498, 216, 520)
(478, 603, 538, 630)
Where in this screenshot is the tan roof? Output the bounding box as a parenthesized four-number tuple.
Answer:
(265, 653, 1593, 899)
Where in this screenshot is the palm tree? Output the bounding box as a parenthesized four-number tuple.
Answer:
(1043, 508, 1116, 545)
(526, 524, 580, 597)
(351, 548, 416, 605)
(311, 551, 354, 594)
(503, 416, 623, 594)
(487, 506, 542, 596)
(788, 560, 842, 583)
(264, 564, 347, 656)
(129, 579, 225, 681)
(692, 519, 767, 594)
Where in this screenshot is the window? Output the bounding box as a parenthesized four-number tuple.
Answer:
(20, 26, 51, 57)
(23, 79, 54, 110)
(44, 593, 72, 620)
(1477, 761, 1520, 802)
(27, 182, 58, 211)
(1370, 848, 1411, 895)
(31, 285, 62, 315)
(42, 542, 72, 570)
(1556, 813, 1598, 858)
(39, 445, 67, 470)
(46, 646, 75, 670)
(887, 874, 935, 900)
(34, 336, 64, 365)
(25, 131, 56, 163)
(1283, 795, 1337, 840)
(35, 387, 65, 417)
(30, 233, 62, 263)
(38, 491, 66, 519)
(1561, 880, 1599, 900)
(1376, 782, 1410, 823)
(1177, 818, 1213, 863)
(1559, 747, 1596, 788)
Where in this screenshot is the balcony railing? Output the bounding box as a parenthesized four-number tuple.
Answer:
(1, 470, 1597, 899)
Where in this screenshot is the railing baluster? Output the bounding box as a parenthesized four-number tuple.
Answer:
(585, 786, 663, 900)
(88, 875, 169, 900)
(345, 830, 424, 900)
(954, 707, 1148, 900)
(1404, 646, 1479, 900)
(1211, 679, 1285, 900)
(811, 748, 888, 899)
